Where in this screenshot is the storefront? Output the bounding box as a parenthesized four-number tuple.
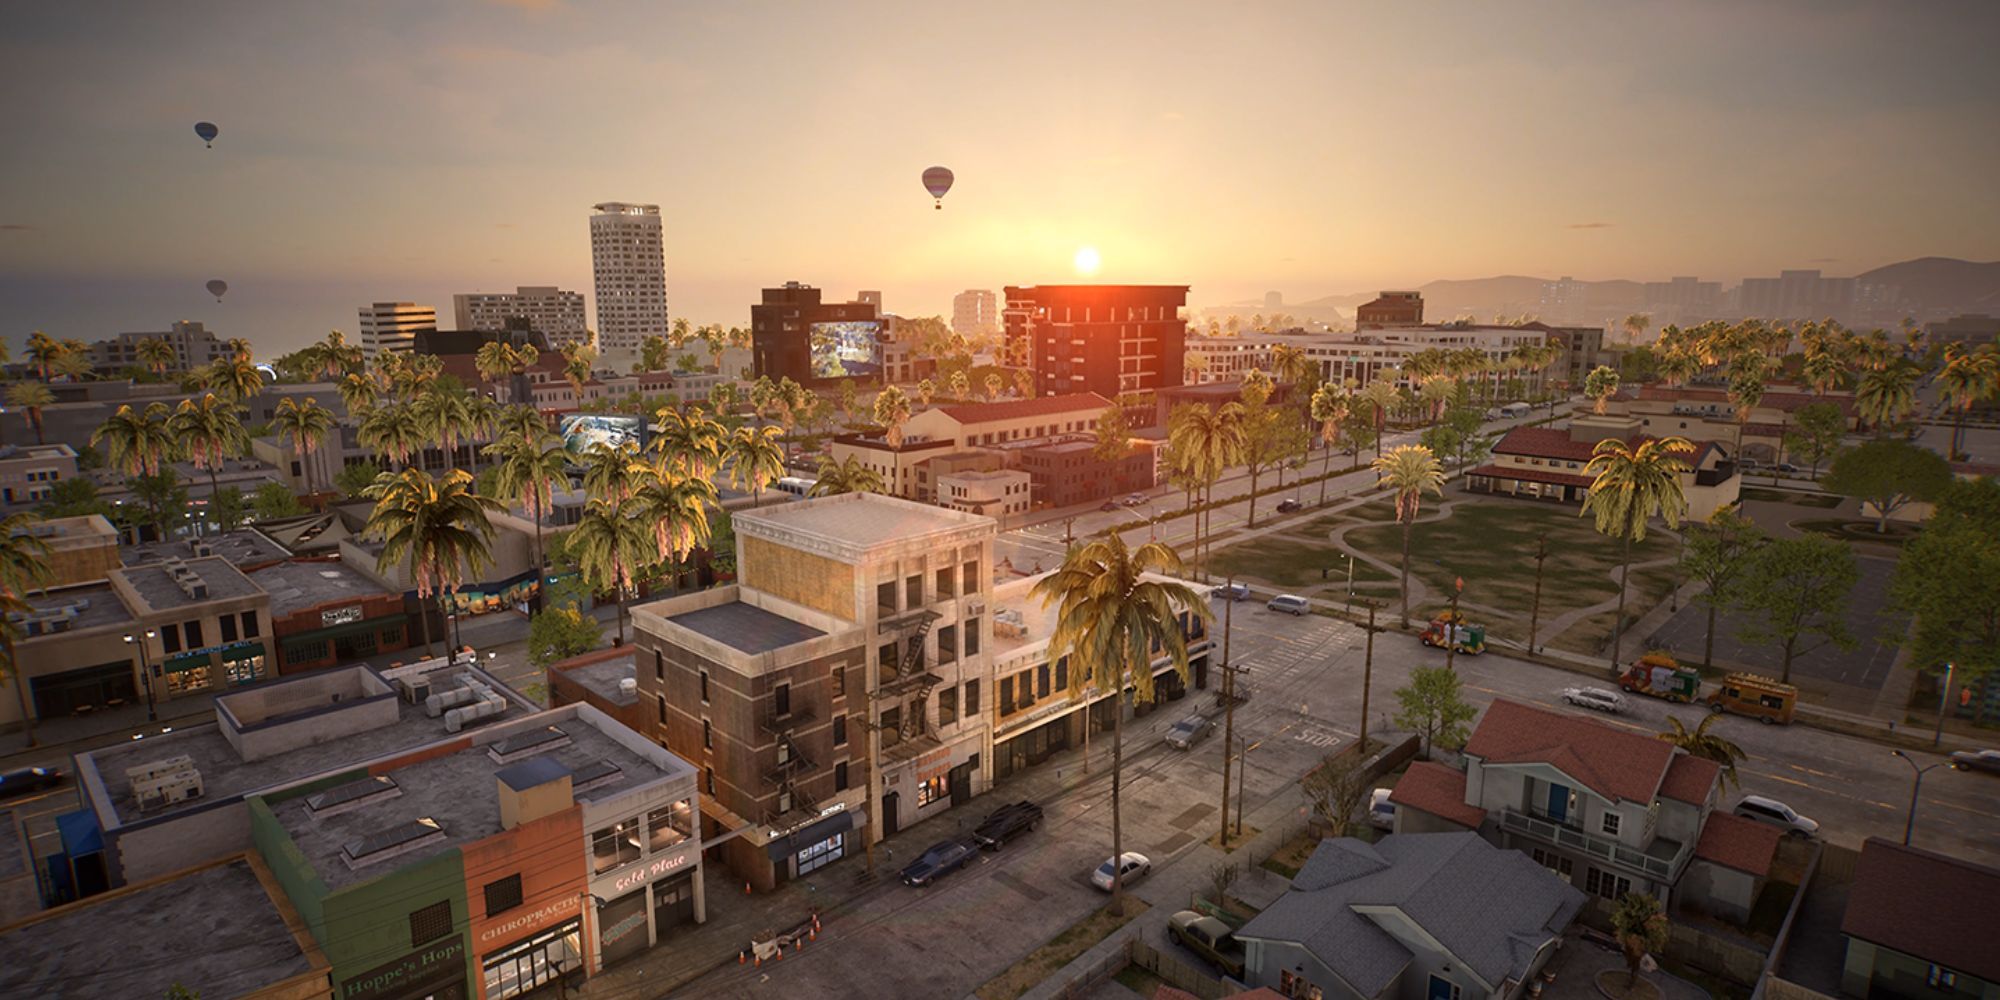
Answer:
(586, 835, 703, 971)
(160, 640, 269, 696)
(480, 918, 582, 1000)
(763, 808, 864, 883)
(995, 709, 1073, 780)
(30, 661, 138, 719)
(277, 612, 410, 674)
(339, 936, 469, 1000)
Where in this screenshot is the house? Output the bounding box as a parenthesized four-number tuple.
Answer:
(1234, 832, 1585, 1000)
(1602, 384, 1858, 464)
(1840, 838, 2000, 1000)
(1465, 414, 1741, 521)
(1390, 700, 1780, 923)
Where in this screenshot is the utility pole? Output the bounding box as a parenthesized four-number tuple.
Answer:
(1528, 534, 1549, 654)
(1218, 579, 1245, 846)
(1359, 601, 1379, 750)
(1933, 662, 1956, 747)
(1444, 575, 1464, 673)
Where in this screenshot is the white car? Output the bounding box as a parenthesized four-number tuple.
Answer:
(1368, 787, 1396, 830)
(1734, 795, 1820, 839)
(1092, 852, 1152, 891)
(1561, 687, 1626, 714)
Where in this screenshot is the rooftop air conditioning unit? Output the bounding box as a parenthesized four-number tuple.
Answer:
(133, 768, 204, 812)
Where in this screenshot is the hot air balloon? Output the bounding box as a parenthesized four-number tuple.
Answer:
(195, 122, 219, 148)
(206, 280, 228, 302)
(922, 166, 953, 210)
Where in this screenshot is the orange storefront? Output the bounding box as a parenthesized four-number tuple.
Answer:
(462, 777, 591, 1000)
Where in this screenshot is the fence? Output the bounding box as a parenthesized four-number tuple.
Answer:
(1750, 841, 1824, 1000)
(1129, 940, 1234, 1000)
(1579, 897, 1768, 988)
(1036, 939, 1134, 1000)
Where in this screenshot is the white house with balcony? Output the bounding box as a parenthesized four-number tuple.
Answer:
(1390, 700, 1780, 923)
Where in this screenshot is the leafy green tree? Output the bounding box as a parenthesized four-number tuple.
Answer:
(1783, 401, 1847, 478)
(210, 485, 247, 532)
(1611, 892, 1670, 989)
(1735, 534, 1857, 684)
(527, 602, 602, 668)
(1679, 508, 1765, 669)
(1889, 478, 2000, 722)
(1617, 346, 1659, 384)
(129, 470, 190, 540)
(1238, 390, 1306, 528)
(1393, 664, 1476, 758)
(1822, 439, 1954, 533)
(36, 477, 113, 520)
(1582, 365, 1621, 414)
(252, 481, 306, 520)
(1658, 713, 1747, 790)
(335, 461, 382, 499)
(1091, 401, 1132, 464)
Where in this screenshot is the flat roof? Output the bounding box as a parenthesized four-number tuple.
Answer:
(563, 650, 639, 706)
(82, 666, 528, 826)
(19, 584, 132, 635)
(275, 712, 677, 890)
(735, 490, 992, 550)
(247, 560, 391, 617)
(668, 602, 825, 654)
(110, 556, 265, 613)
(123, 530, 289, 569)
(0, 858, 313, 999)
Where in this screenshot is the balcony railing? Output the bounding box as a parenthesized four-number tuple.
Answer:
(1499, 808, 1691, 882)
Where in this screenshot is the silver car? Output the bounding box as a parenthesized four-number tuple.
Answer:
(1267, 594, 1311, 616)
(1561, 687, 1626, 714)
(1734, 795, 1820, 838)
(1165, 715, 1216, 750)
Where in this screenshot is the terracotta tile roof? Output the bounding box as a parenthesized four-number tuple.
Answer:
(1693, 811, 1780, 875)
(936, 392, 1111, 424)
(1492, 427, 1600, 462)
(1635, 385, 1853, 415)
(1464, 700, 1675, 805)
(1658, 754, 1720, 805)
(1389, 761, 1488, 828)
(1842, 838, 2000, 983)
(1467, 463, 1595, 489)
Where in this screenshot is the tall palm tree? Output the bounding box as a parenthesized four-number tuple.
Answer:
(338, 370, 381, 416)
(0, 512, 53, 746)
(1032, 535, 1206, 911)
(1358, 378, 1400, 462)
(1853, 361, 1918, 435)
(650, 405, 727, 482)
(1936, 345, 1998, 459)
(271, 397, 336, 497)
(1801, 348, 1846, 397)
(1658, 714, 1748, 790)
(5, 382, 54, 444)
(1309, 383, 1348, 505)
(1373, 445, 1446, 627)
(583, 441, 650, 505)
(808, 454, 884, 497)
(484, 407, 571, 612)
(1583, 365, 1622, 414)
(726, 425, 787, 507)
(92, 402, 178, 477)
(474, 341, 519, 385)
(203, 353, 265, 407)
(569, 495, 655, 645)
(25, 332, 62, 383)
(1166, 401, 1244, 578)
(135, 337, 178, 377)
(1622, 313, 1651, 345)
(561, 343, 597, 402)
(873, 384, 913, 447)
(358, 400, 424, 471)
(1725, 366, 1765, 462)
(316, 330, 363, 379)
(50, 350, 91, 382)
(362, 468, 503, 657)
(413, 384, 474, 474)
(1580, 436, 1694, 671)
(170, 393, 248, 525)
(637, 460, 717, 592)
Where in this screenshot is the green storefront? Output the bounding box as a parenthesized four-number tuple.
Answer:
(160, 640, 270, 697)
(278, 613, 412, 674)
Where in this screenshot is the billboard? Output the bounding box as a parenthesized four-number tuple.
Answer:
(809, 320, 882, 379)
(559, 413, 645, 454)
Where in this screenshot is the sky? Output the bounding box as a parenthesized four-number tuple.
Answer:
(3, 0, 1998, 359)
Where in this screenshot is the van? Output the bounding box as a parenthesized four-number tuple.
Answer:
(1267, 594, 1311, 616)
(1707, 673, 1796, 725)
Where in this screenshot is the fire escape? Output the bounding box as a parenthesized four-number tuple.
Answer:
(875, 609, 942, 741)
(760, 700, 817, 823)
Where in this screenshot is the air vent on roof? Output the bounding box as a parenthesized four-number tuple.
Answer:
(567, 759, 624, 795)
(189, 539, 212, 558)
(488, 726, 572, 764)
(128, 755, 204, 813)
(341, 818, 446, 870)
(306, 775, 402, 818)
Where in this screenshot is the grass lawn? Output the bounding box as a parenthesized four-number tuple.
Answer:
(1206, 534, 1397, 589)
(1343, 497, 1678, 641)
(975, 901, 1151, 1000)
(1741, 487, 1842, 508)
(1793, 518, 1919, 547)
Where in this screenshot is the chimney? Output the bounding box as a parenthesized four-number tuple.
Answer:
(495, 755, 574, 830)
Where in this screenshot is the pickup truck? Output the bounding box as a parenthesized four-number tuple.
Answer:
(1167, 910, 1246, 978)
(900, 838, 980, 886)
(972, 800, 1044, 849)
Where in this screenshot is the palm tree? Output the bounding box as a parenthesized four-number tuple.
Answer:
(1658, 714, 1747, 790)
(1580, 436, 1694, 671)
(914, 378, 936, 407)
(475, 341, 519, 385)
(362, 468, 503, 657)
(92, 402, 178, 477)
(203, 353, 265, 407)
(358, 400, 424, 471)
(25, 332, 62, 382)
(640, 335, 672, 374)
(50, 350, 92, 382)
(1032, 535, 1206, 912)
(1622, 313, 1651, 345)
(1166, 401, 1244, 578)
(726, 425, 786, 507)
(170, 394, 248, 526)
(1936, 345, 1998, 459)
(650, 405, 728, 481)
(948, 369, 970, 400)
(1358, 378, 1399, 462)
(1309, 383, 1348, 505)
(561, 343, 597, 402)
(338, 370, 381, 416)
(413, 384, 474, 474)
(570, 495, 655, 645)
(135, 337, 178, 377)
(0, 512, 53, 745)
(984, 372, 1003, 401)
(637, 460, 717, 592)
(315, 330, 363, 379)
(1725, 366, 1765, 462)
(483, 408, 570, 611)
(583, 441, 650, 505)
(808, 454, 884, 497)
(1801, 348, 1846, 397)
(873, 384, 913, 447)
(6, 382, 54, 444)
(1854, 361, 1918, 435)
(1372, 445, 1447, 627)
(271, 397, 336, 497)
(1583, 365, 1621, 414)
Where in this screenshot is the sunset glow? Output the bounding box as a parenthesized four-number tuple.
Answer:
(1073, 246, 1101, 277)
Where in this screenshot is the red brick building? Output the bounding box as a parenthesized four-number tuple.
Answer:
(1003, 285, 1188, 401)
(1355, 291, 1424, 328)
(546, 647, 647, 736)
(249, 560, 413, 673)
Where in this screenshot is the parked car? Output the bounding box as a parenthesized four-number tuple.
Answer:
(1368, 787, 1397, 830)
(1166, 714, 1216, 750)
(972, 801, 1044, 849)
(1167, 910, 1246, 978)
(900, 838, 980, 886)
(1275, 498, 1303, 513)
(1123, 493, 1147, 507)
(1775, 462, 1800, 475)
(1091, 852, 1152, 891)
(1734, 795, 1820, 838)
(0, 766, 62, 800)
(1267, 594, 1311, 615)
(1949, 748, 2000, 774)
(1099, 500, 1121, 512)
(1210, 582, 1250, 602)
(1561, 687, 1627, 714)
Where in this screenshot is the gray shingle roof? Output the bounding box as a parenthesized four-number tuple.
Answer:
(1237, 832, 1586, 995)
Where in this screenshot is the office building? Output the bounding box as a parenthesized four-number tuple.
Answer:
(88, 320, 235, 373)
(12, 512, 117, 586)
(358, 302, 438, 359)
(1925, 313, 1999, 348)
(1355, 291, 1424, 328)
(853, 290, 883, 311)
(1002, 284, 1188, 400)
(749, 282, 881, 386)
(1738, 269, 1856, 321)
(952, 289, 997, 338)
(1643, 277, 1723, 322)
(589, 202, 669, 354)
(0, 442, 79, 507)
(453, 286, 590, 348)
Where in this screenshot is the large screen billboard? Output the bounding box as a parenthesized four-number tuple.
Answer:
(559, 413, 645, 454)
(809, 320, 882, 379)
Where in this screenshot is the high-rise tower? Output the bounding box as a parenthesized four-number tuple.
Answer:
(589, 202, 668, 355)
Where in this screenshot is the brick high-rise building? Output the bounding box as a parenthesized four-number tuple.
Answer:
(453, 285, 589, 348)
(1354, 291, 1424, 328)
(1002, 285, 1188, 400)
(749, 282, 881, 386)
(590, 202, 669, 355)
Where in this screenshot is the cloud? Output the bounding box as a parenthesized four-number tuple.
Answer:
(1565, 222, 1614, 229)
(0, 224, 36, 232)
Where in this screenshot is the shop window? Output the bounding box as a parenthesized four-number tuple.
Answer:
(592, 818, 642, 874)
(482, 919, 581, 1000)
(915, 775, 947, 808)
(381, 625, 402, 646)
(225, 655, 262, 686)
(165, 666, 211, 694)
(647, 800, 693, 850)
(797, 833, 843, 875)
(409, 900, 453, 948)
(964, 679, 979, 714)
(484, 874, 522, 917)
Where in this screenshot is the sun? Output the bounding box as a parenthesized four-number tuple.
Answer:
(1073, 245, 1101, 276)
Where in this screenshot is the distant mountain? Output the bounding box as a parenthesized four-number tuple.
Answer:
(1854, 257, 2000, 311)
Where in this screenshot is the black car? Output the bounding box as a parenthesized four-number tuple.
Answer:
(972, 801, 1044, 849)
(900, 838, 980, 886)
(1275, 498, 1303, 513)
(0, 765, 64, 800)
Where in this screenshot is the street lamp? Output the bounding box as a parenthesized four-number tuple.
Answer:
(1933, 662, 1955, 748)
(122, 629, 159, 722)
(1891, 750, 1943, 846)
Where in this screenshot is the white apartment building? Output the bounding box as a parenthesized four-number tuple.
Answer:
(952, 289, 996, 338)
(1184, 335, 1280, 384)
(590, 202, 669, 355)
(357, 302, 437, 358)
(1186, 326, 1552, 392)
(89, 321, 235, 373)
(453, 285, 590, 348)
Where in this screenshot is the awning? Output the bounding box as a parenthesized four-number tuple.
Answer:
(162, 652, 210, 674)
(220, 643, 266, 662)
(764, 809, 864, 862)
(282, 614, 409, 647)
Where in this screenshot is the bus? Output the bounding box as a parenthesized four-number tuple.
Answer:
(774, 477, 817, 498)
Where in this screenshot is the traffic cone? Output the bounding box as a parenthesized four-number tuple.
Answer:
(754, 951, 762, 968)
(812, 914, 821, 933)
(796, 935, 805, 951)
(774, 945, 784, 961)
(739, 950, 747, 965)
(744, 880, 752, 895)
(808, 927, 817, 941)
